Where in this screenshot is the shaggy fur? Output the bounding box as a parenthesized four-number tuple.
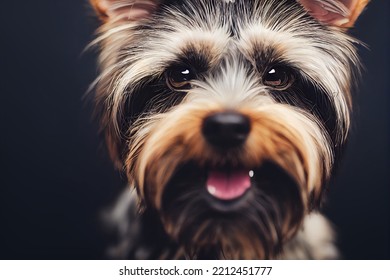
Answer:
(89, 0, 369, 259)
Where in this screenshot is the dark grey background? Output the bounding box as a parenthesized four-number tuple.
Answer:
(0, 1, 388, 259)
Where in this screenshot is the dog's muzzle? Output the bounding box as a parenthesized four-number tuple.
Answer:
(126, 101, 331, 259)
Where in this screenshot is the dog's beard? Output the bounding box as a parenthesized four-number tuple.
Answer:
(161, 162, 303, 259)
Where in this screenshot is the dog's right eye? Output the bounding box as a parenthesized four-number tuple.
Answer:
(166, 65, 195, 91)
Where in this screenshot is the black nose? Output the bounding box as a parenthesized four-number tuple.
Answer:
(202, 111, 251, 149)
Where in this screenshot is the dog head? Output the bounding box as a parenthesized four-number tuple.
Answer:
(90, 0, 368, 259)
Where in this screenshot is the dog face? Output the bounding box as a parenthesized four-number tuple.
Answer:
(90, 0, 368, 259)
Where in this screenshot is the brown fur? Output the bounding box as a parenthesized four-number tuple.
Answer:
(88, 0, 369, 259)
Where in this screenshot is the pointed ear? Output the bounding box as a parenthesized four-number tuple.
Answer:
(90, 0, 159, 23)
(298, 0, 370, 27)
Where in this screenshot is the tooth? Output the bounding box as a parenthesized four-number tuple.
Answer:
(249, 170, 254, 178)
(207, 185, 216, 195)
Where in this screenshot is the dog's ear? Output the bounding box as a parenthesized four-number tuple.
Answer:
(298, 0, 369, 27)
(90, 0, 159, 23)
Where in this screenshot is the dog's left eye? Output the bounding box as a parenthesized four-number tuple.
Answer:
(263, 66, 294, 90)
(166, 65, 195, 91)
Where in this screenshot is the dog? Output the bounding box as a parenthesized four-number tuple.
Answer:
(88, 0, 369, 259)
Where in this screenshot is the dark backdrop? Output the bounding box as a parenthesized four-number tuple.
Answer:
(0, 0, 389, 259)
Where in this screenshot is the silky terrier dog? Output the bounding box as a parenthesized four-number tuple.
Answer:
(89, 0, 369, 259)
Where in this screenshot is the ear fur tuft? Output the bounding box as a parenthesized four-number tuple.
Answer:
(90, 0, 159, 23)
(298, 0, 370, 27)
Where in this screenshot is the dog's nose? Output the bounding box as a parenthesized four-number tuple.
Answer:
(202, 111, 250, 149)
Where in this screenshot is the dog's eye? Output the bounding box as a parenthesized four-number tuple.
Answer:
(166, 65, 195, 91)
(263, 66, 294, 90)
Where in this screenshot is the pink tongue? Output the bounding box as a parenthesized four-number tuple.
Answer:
(206, 170, 251, 200)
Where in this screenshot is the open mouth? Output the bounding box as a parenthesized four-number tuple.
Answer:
(161, 162, 256, 213)
(203, 168, 255, 212)
(162, 161, 300, 214)
(206, 169, 253, 201)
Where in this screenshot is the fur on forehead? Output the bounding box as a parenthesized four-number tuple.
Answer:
(99, 0, 360, 81)
(103, 2, 358, 109)
(90, 0, 369, 27)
